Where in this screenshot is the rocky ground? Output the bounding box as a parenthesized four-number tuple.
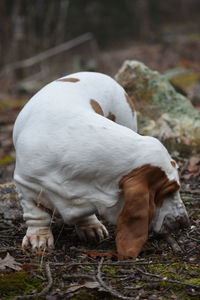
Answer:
(0, 34, 200, 299)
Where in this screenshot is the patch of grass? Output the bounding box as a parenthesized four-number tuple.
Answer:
(0, 271, 42, 299)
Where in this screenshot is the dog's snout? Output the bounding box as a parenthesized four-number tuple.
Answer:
(162, 214, 190, 233)
(178, 215, 190, 228)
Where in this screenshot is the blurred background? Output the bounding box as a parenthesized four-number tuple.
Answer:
(1, 0, 200, 92)
(0, 0, 200, 182)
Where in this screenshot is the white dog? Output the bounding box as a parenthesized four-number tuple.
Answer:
(13, 72, 189, 258)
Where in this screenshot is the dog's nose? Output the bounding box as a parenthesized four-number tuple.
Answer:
(177, 215, 190, 228)
(161, 214, 190, 233)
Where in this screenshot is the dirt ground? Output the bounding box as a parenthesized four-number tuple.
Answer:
(0, 36, 200, 299)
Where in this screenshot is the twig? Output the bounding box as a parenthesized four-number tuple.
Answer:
(49, 260, 176, 269)
(37, 262, 53, 296)
(186, 232, 200, 243)
(0, 247, 18, 253)
(165, 234, 182, 254)
(126, 284, 145, 290)
(136, 268, 200, 290)
(96, 257, 135, 300)
(62, 274, 95, 281)
(13, 261, 53, 299)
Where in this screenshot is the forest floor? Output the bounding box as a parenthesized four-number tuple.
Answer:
(0, 33, 200, 299)
(0, 170, 200, 299)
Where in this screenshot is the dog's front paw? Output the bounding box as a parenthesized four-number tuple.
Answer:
(22, 226, 54, 251)
(75, 222, 109, 242)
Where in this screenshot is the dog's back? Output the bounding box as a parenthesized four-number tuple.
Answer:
(13, 72, 137, 146)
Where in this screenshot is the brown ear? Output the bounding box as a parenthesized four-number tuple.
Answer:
(116, 179, 151, 258)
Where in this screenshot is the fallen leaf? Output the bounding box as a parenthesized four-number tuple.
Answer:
(22, 263, 36, 271)
(0, 252, 22, 271)
(187, 242, 197, 249)
(187, 156, 200, 173)
(182, 155, 200, 179)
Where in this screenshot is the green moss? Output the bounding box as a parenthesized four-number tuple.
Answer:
(181, 197, 191, 203)
(0, 99, 25, 111)
(148, 263, 183, 281)
(145, 261, 200, 299)
(169, 72, 200, 91)
(83, 265, 93, 271)
(0, 155, 15, 165)
(0, 271, 42, 299)
(102, 266, 117, 276)
(185, 278, 200, 285)
(192, 209, 200, 218)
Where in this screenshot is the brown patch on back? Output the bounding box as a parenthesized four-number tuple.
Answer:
(90, 99, 104, 116)
(125, 93, 135, 115)
(107, 112, 116, 122)
(57, 77, 80, 82)
(116, 164, 180, 258)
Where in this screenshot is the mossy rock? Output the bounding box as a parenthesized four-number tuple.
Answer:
(164, 68, 200, 96)
(115, 60, 200, 153)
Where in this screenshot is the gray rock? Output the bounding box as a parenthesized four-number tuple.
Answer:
(115, 60, 200, 153)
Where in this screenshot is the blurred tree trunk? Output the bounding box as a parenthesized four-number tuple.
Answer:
(10, 0, 24, 78)
(55, 0, 70, 45)
(10, 0, 22, 58)
(42, 1, 58, 49)
(136, 0, 151, 40)
(0, 2, 10, 65)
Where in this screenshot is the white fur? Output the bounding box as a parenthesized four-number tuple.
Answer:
(13, 71, 188, 249)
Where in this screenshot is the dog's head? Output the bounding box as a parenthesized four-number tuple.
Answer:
(149, 184, 189, 234)
(116, 164, 189, 258)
